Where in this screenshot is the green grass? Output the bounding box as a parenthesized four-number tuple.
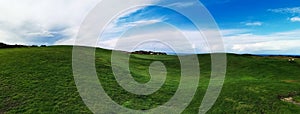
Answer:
(0, 46, 300, 113)
(294, 96, 300, 103)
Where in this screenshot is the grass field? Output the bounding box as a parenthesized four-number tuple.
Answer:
(1, 46, 300, 113)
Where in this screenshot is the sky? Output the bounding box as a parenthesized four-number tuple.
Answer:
(0, 0, 300, 54)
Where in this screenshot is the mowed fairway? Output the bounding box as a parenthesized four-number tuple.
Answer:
(1, 46, 300, 113)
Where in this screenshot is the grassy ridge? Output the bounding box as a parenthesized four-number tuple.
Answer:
(0, 46, 300, 113)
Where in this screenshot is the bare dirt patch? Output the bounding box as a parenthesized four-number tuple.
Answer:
(282, 80, 299, 83)
(281, 97, 300, 106)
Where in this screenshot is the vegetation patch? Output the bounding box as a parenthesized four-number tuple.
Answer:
(1, 46, 300, 113)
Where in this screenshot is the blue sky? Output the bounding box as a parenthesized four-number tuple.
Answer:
(0, 0, 300, 54)
(203, 0, 300, 34)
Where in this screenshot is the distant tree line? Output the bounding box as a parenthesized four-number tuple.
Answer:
(0, 42, 47, 49)
(131, 50, 167, 55)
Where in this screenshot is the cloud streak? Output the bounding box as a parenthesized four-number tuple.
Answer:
(290, 17, 300, 22)
(245, 22, 263, 26)
(167, 2, 196, 8)
(268, 7, 300, 14)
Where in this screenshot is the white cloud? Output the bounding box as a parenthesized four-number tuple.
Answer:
(99, 27, 212, 54)
(55, 0, 161, 46)
(245, 22, 263, 26)
(290, 17, 300, 22)
(268, 7, 300, 14)
(98, 26, 300, 54)
(224, 30, 300, 54)
(231, 40, 300, 52)
(0, 0, 160, 45)
(0, 0, 101, 45)
(167, 2, 195, 8)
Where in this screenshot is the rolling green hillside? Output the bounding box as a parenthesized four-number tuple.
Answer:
(1, 46, 300, 113)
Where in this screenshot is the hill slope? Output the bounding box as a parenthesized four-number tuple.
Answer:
(0, 46, 300, 113)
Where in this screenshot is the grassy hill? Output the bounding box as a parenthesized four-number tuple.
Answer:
(0, 46, 300, 113)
